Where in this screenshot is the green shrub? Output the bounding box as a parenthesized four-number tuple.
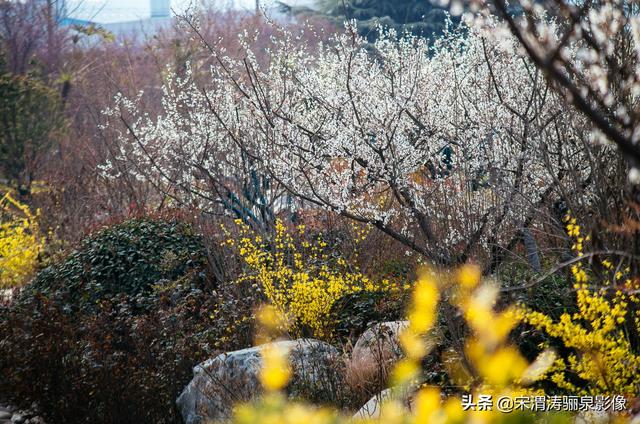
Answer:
(0, 217, 258, 423)
(1, 282, 212, 423)
(28, 218, 207, 310)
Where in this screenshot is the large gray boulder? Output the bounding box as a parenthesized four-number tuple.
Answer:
(176, 339, 341, 424)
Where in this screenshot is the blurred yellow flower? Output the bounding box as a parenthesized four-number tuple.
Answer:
(260, 344, 291, 392)
(391, 358, 420, 386)
(457, 263, 481, 289)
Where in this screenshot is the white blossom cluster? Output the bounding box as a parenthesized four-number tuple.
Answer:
(459, 0, 640, 182)
(100, 19, 606, 263)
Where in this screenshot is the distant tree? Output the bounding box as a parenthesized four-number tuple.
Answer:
(278, 0, 457, 40)
(0, 0, 67, 197)
(0, 72, 64, 196)
(0, 0, 67, 78)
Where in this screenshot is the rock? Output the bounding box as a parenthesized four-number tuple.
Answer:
(345, 321, 440, 402)
(345, 321, 408, 396)
(351, 321, 408, 365)
(177, 339, 341, 424)
(353, 389, 393, 419)
(0, 411, 11, 420)
(352, 387, 417, 419)
(10, 414, 24, 424)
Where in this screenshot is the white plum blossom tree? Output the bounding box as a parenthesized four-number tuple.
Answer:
(100, 18, 614, 266)
(458, 0, 640, 179)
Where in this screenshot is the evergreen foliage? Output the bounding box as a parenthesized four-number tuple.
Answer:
(28, 218, 208, 310)
(279, 0, 458, 39)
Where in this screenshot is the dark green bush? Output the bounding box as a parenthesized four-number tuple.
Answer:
(1, 282, 212, 423)
(0, 217, 258, 424)
(28, 218, 208, 310)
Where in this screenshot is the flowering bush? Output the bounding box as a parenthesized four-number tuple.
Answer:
(226, 219, 402, 338)
(523, 216, 640, 395)
(0, 192, 45, 288)
(229, 266, 622, 424)
(457, 0, 640, 178)
(102, 19, 609, 268)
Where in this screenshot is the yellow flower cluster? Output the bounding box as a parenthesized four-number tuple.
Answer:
(523, 215, 640, 395)
(229, 267, 580, 424)
(225, 218, 636, 424)
(256, 305, 292, 392)
(0, 192, 45, 288)
(392, 271, 439, 386)
(456, 271, 529, 388)
(225, 219, 398, 338)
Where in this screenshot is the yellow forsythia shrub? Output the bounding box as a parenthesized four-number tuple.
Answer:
(0, 192, 45, 288)
(523, 215, 640, 395)
(231, 268, 590, 424)
(225, 219, 400, 338)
